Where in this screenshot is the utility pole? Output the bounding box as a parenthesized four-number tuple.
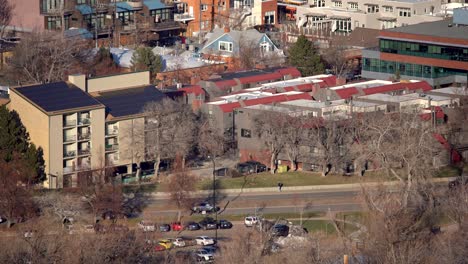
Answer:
(199, 0, 203, 44)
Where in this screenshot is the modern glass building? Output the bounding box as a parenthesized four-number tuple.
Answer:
(362, 7, 468, 87)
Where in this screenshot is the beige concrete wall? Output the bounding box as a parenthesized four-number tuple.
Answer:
(87, 71, 151, 93)
(68, 74, 87, 91)
(8, 91, 50, 185)
(48, 115, 63, 188)
(117, 117, 145, 166)
(90, 108, 106, 169)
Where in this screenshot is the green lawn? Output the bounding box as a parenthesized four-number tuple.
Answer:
(198, 171, 389, 190)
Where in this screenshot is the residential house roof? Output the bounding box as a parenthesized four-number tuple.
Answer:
(75, 4, 93, 15)
(93, 85, 166, 118)
(332, 81, 432, 99)
(144, 0, 169, 10)
(12, 82, 103, 113)
(386, 18, 468, 41)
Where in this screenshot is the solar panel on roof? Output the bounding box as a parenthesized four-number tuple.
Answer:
(15, 82, 102, 112)
(94, 86, 167, 117)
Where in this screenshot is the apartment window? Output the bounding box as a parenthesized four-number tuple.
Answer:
(334, 1, 342, 7)
(366, 4, 379, 13)
(334, 18, 351, 32)
(76, 0, 86, 4)
(241, 129, 252, 138)
(150, 8, 174, 21)
(383, 6, 393, 12)
(201, 4, 208, 11)
(349, 2, 358, 9)
(118, 11, 135, 25)
(47, 16, 69, 30)
(398, 7, 411, 17)
(219, 41, 233, 52)
(260, 42, 272, 52)
(264, 11, 275, 24)
(314, 0, 325, 7)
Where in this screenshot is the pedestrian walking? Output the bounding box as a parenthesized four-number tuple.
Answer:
(278, 182, 283, 192)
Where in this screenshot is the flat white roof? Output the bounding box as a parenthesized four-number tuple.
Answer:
(358, 93, 420, 103)
(329, 80, 421, 91)
(280, 99, 346, 108)
(351, 100, 385, 107)
(403, 93, 452, 101)
(428, 87, 468, 96)
(245, 104, 298, 113)
(243, 75, 332, 92)
(207, 91, 303, 105)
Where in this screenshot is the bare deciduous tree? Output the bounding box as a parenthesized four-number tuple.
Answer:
(167, 162, 197, 221)
(353, 112, 439, 205)
(253, 111, 289, 174)
(322, 37, 353, 78)
(0, 0, 13, 40)
(8, 31, 85, 84)
(143, 98, 196, 177)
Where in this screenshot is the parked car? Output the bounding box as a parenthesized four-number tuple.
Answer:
(171, 237, 186, 247)
(271, 224, 289, 237)
(236, 161, 267, 175)
(245, 161, 268, 173)
(158, 239, 173, 250)
(192, 202, 219, 213)
(186, 222, 201, 231)
(195, 236, 215, 246)
(218, 220, 233, 229)
(138, 221, 156, 232)
(159, 224, 171, 232)
(171, 222, 183, 231)
(244, 216, 259, 227)
(202, 245, 220, 256)
(199, 217, 218, 230)
(194, 249, 214, 262)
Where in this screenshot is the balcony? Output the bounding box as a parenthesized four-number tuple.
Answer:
(174, 13, 195, 22)
(40, 3, 74, 15)
(105, 144, 119, 151)
(63, 150, 76, 158)
(78, 132, 91, 141)
(78, 118, 90, 126)
(78, 149, 91, 156)
(63, 134, 76, 143)
(63, 119, 76, 127)
(106, 129, 118, 137)
(151, 21, 184, 32)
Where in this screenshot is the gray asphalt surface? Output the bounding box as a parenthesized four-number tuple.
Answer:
(144, 189, 362, 216)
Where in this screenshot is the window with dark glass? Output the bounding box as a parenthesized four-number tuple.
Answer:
(150, 8, 174, 21)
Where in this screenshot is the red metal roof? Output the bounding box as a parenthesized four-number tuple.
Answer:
(214, 79, 238, 90)
(216, 92, 311, 113)
(335, 87, 359, 99)
(363, 81, 432, 95)
(319, 76, 337, 87)
(179, 85, 205, 95)
(238, 72, 283, 85)
(274, 67, 302, 78)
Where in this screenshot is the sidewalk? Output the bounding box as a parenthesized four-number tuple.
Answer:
(150, 177, 455, 198)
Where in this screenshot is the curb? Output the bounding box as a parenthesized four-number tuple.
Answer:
(149, 177, 455, 198)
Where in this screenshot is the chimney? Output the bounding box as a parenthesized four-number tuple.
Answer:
(68, 74, 87, 92)
(336, 77, 346, 86)
(224, 26, 230, 33)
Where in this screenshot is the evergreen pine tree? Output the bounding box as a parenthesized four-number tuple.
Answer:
(131, 47, 163, 75)
(288, 35, 325, 77)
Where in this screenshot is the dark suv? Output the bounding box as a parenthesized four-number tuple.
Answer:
(199, 217, 218, 230)
(236, 161, 267, 175)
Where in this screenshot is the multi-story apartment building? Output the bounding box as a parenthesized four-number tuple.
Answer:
(361, 7, 468, 86)
(9, 0, 185, 45)
(294, 0, 443, 34)
(8, 71, 167, 188)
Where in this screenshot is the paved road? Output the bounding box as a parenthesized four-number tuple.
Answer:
(143, 189, 361, 217)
